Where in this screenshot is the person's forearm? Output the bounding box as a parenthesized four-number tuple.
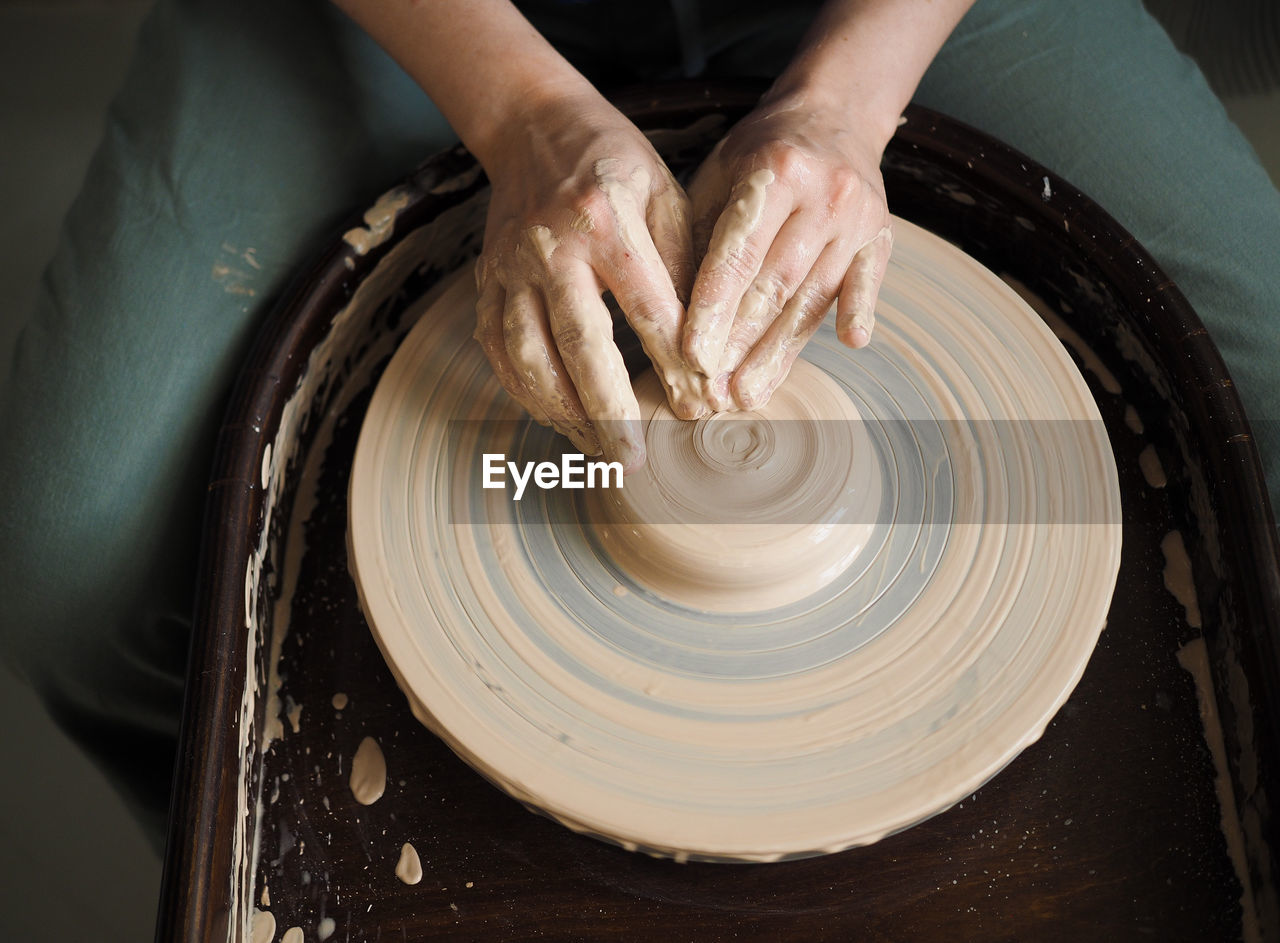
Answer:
(337, 0, 706, 462)
(767, 0, 975, 150)
(331, 0, 595, 169)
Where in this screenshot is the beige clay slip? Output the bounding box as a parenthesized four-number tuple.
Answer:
(347, 217, 1122, 862)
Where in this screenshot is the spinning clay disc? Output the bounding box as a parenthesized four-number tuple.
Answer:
(347, 216, 1122, 862)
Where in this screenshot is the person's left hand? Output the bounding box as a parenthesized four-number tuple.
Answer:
(680, 96, 893, 411)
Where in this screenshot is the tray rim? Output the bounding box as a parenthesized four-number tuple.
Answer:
(156, 80, 1280, 942)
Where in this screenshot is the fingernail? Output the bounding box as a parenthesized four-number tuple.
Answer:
(663, 379, 705, 421)
(734, 370, 764, 410)
(706, 373, 732, 412)
(671, 396, 709, 421)
(559, 422, 599, 456)
(605, 419, 646, 473)
(847, 298, 875, 346)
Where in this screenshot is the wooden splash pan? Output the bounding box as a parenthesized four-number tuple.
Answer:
(157, 82, 1280, 942)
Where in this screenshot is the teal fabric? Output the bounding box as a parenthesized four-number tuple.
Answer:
(0, 0, 460, 846)
(1, 0, 1277, 853)
(916, 0, 1280, 503)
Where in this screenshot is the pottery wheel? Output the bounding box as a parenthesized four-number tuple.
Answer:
(347, 216, 1122, 862)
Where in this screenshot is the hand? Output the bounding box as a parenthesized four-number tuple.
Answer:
(337, 0, 968, 428)
(473, 92, 703, 470)
(680, 96, 893, 411)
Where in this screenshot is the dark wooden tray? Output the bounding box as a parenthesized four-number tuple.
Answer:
(157, 82, 1280, 942)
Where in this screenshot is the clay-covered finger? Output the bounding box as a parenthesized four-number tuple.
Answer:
(836, 226, 892, 348)
(647, 172, 696, 306)
(581, 163, 707, 419)
(730, 246, 845, 410)
(502, 284, 599, 454)
(711, 212, 824, 382)
(597, 222, 708, 422)
(543, 258, 645, 470)
(687, 139, 730, 258)
(473, 274, 551, 425)
(683, 169, 793, 377)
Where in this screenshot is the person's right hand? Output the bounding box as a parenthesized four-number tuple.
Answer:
(681, 96, 893, 413)
(473, 91, 705, 471)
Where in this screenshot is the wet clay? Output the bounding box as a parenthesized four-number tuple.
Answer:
(1162, 530, 1203, 628)
(395, 842, 424, 885)
(588, 359, 878, 611)
(1139, 444, 1167, 489)
(1178, 638, 1262, 942)
(348, 216, 1122, 861)
(349, 736, 387, 806)
(250, 909, 275, 943)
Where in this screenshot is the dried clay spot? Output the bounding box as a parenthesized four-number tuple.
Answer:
(349, 736, 386, 805)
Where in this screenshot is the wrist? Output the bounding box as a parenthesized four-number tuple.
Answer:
(760, 0, 974, 155)
(333, 0, 607, 174)
(466, 74, 602, 173)
(760, 69, 903, 157)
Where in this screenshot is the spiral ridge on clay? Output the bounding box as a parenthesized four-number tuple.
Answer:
(348, 217, 1121, 861)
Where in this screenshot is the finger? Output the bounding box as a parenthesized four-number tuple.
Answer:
(646, 171, 696, 306)
(502, 284, 600, 455)
(683, 169, 793, 377)
(586, 168, 707, 420)
(544, 258, 645, 471)
(597, 218, 709, 422)
(712, 212, 825, 381)
(473, 273, 551, 426)
(687, 142, 729, 258)
(730, 244, 847, 410)
(836, 226, 893, 348)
